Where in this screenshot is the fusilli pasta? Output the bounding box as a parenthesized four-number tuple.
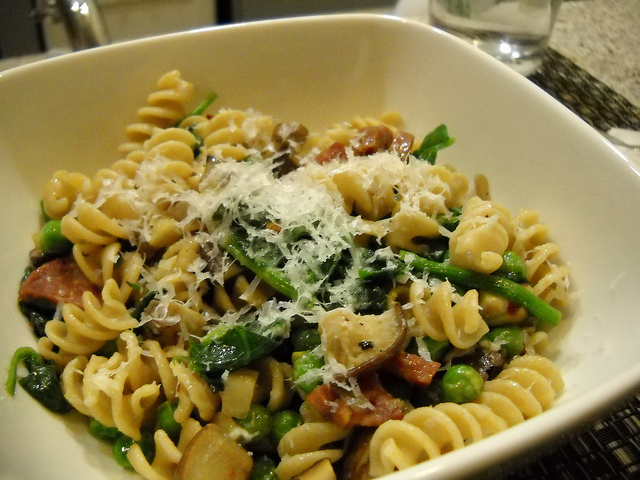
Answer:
(11, 70, 572, 480)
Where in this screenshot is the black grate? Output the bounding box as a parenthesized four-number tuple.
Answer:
(505, 394, 640, 479)
(528, 49, 640, 132)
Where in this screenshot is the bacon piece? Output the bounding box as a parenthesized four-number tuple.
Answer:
(384, 351, 440, 386)
(307, 384, 353, 428)
(307, 373, 405, 428)
(315, 141, 347, 165)
(353, 126, 394, 156)
(19, 257, 100, 309)
(391, 132, 415, 161)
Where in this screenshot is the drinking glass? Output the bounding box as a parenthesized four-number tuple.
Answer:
(429, 0, 562, 75)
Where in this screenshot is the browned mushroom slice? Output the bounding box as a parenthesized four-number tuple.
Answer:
(174, 424, 253, 480)
(272, 122, 309, 151)
(319, 305, 406, 376)
(341, 429, 374, 480)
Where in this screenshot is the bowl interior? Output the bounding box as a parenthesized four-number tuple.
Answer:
(1, 13, 640, 480)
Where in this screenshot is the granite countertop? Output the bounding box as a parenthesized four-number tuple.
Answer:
(550, 0, 640, 108)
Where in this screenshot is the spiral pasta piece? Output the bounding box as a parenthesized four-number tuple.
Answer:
(119, 70, 194, 157)
(61, 330, 162, 440)
(253, 356, 295, 412)
(510, 210, 571, 307)
(409, 279, 489, 349)
(41, 170, 95, 219)
(127, 418, 203, 480)
(171, 361, 220, 423)
(307, 152, 468, 228)
(276, 422, 351, 480)
(384, 204, 441, 251)
(209, 261, 278, 316)
(60, 199, 129, 255)
(368, 402, 508, 477)
(72, 243, 144, 304)
(369, 355, 563, 477)
(190, 108, 275, 161)
(40, 279, 138, 363)
(449, 196, 511, 274)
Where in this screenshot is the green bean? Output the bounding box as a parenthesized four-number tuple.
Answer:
(270, 410, 302, 445)
(407, 336, 451, 363)
(89, 418, 121, 443)
(441, 364, 484, 404)
(496, 251, 528, 283)
(221, 230, 298, 299)
(485, 325, 525, 357)
(157, 401, 181, 442)
(235, 404, 273, 444)
(187, 92, 217, 117)
(399, 250, 562, 326)
(37, 219, 72, 255)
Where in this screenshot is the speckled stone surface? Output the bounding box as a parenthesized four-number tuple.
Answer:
(550, 0, 640, 107)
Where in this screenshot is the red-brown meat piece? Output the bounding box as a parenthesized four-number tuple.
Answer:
(353, 126, 394, 156)
(307, 373, 405, 428)
(19, 257, 100, 309)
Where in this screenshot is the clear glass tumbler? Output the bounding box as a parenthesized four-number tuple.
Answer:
(429, 0, 562, 75)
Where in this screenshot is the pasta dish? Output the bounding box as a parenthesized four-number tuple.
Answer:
(6, 70, 571, 479)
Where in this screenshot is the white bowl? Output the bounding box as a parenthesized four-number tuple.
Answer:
(1, 13, 640, 480)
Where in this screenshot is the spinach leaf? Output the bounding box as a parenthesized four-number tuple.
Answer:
(189, 323, 285, 388)
(5, 347, 71, 413)
(413, 124, 455, 164)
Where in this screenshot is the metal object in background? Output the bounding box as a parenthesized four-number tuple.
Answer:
(33, 0, 110, 50)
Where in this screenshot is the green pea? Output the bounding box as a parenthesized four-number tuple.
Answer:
(270, 410, 302, 445)
(38, 219, 72, 255)
(292, 351, 324, 394)
(249, 455, 279, 480)
(497, 251, 527, 283)
(291, 327, 321, 352)
(113, 432, 154, 469)
(235, 404, 273, 444)
(486, 325, 525, 357)
(89, 418, 121, 443)
(441, 364, 484, 404)
(157, 401, 181, 442)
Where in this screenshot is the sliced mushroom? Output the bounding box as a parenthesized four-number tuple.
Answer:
(319, 305, 406, 376)
(341, 429, 374, 480)
(174, 424, 253, 480)
(272, 122, 309, 151)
